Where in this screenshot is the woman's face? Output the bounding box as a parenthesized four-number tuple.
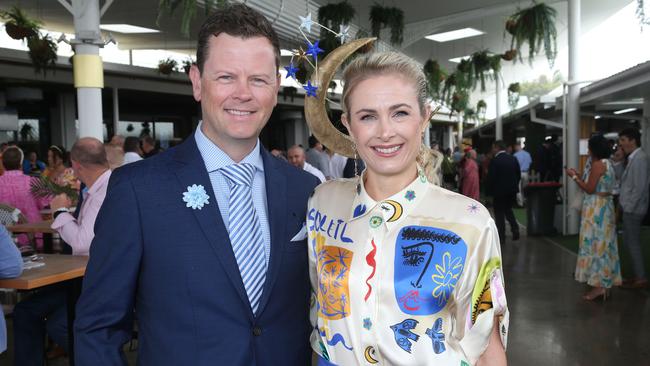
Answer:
(342, 73, 429, 183)
(47, 150, 54, 166)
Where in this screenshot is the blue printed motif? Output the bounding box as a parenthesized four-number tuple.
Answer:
(353, 204, 367, 218)
(394, 226, 467, 315)
(425, 318, 446, 354)
(319, 329, 353, 351)
(363, 317, 372, 330)
(405, 190, 416, 201)
(390, 319, 419, 353)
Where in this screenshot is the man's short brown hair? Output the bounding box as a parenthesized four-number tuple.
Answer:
(1, 146, 23, 170)
(195, 3, 280, 73)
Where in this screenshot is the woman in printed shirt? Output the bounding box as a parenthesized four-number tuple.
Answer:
(307, 52, 508, 366)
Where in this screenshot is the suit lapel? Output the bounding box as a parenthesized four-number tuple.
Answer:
(171, 138, 252, 320)
(256, 149, 287, 317)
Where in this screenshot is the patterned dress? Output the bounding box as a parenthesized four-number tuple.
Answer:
(575, 159, 622, 288)
(308, 169, 509, 366)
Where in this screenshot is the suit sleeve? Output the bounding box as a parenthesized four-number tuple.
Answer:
(74, 168, 143, 365)
(486, 160, 495, 196)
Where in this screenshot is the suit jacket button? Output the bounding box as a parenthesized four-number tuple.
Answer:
(252, 326, 262, 336)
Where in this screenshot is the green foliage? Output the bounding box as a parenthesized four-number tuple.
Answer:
(477, 99, 487, 111)
(27, 33, 58, 76)
(451, 91, 469, 114)
(0, 6, 41, 40)
(636, 0, 650, 26)
(30, 176, 78, 201)
(423, 60, 446, 101)
(158, 57, 178, 74)
(508, 82, 521, 110)
(158, 0, 229, 37)
(519, 72, 563, 99)
(369, 4, 404, 45)
(469, 50, 501, 91)
(463, 107, 478, 123)
(318, 1, 356, 58)
(506, 2, 558, 67)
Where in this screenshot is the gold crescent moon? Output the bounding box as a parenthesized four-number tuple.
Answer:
(364, 346, 379, 364)
(304, 38, 377, 158)
(382, 200, 403, 222)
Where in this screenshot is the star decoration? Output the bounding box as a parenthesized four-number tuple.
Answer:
(299, 13, 314, 33)
(293, 47, 309, 63)
(303, 80, 318, 97)
(467, 203, 479, 213)
(284, 63, 299, 79)
(306, 40, 324, 60)
(337, 24, 351, 44)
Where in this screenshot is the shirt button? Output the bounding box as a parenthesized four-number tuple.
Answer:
(252, 326, 262, 336)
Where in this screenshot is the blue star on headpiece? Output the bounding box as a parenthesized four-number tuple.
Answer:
(303, 81, 318, 97)
(306, 40, 324, 60)
(284, 63, 299, 79)
(337, 25, 351, 44)
(299, 13, 314, 33)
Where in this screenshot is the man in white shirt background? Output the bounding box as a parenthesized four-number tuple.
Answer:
(514, 143, 532, 206)
(122, 136, 143, 165)
(288, 145, 326, 183)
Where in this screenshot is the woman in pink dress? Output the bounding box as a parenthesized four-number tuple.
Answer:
(461, 149, 480, 201)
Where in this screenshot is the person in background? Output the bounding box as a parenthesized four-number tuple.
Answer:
(0, 142, 9, 176)
(566, 134, 622, 300)
(287, 145, 326, 182)
(0, 225, 23, 354)
(141, 135, 162, 158)
(487, 140, 521, 243)
(306, 135, 331, 178)
(104, 144, 125, 170)
(13, 138, 111, 365)
(22, 151, 46, 175)
(43, 145, 78, 189)
(109, 134, 125, 148)
(326, 148, 347, 179)
(452, 145, 463, 164)
(122, 136, 143, 165)
(270, 148, 288, 161)
(616, 128, 649, 289)
(461, 149, 480, 201)
(342, 155, 366, 178)
(513, 143, 532, 206)
(441, 147, 456, 190)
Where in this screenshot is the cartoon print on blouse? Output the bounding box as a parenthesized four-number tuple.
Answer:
(319, 339, 330, 360)
(353, 203, 367, 218)
(369, 216, 383, 228)
(467, 203, 479, 213)
(320, 330, 353, 351)
(390, 318, 420, 353)
(472, 279, 493, 324)
(405, 190, 416, 201)
(461, 361, 470, 366)
(364, 346, 379, 364)
(394, 226, 467, 315)
(425, 318, 446, 354)
(470, 258, 502, 326)
(363, 317, 372, 330)
(364, 239, 377, 301)
(308, 209, 354, 243)
(315, 235, 353, 320)
(380, 200, 403, 222)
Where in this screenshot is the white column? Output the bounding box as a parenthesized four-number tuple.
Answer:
(112, 87, 119, 136)
(643, 97, 650, 152)
(495, 73, 503, 140)
(72, 0, 104, 140)
(457, 114, 464, 148)
(566, 0, 581, 234)
(447, 124, 455, 150)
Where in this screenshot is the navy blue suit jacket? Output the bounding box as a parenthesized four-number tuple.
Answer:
(74, 136, 319, 365)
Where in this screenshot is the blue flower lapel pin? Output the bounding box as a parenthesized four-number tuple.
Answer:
(182, 184, 210, 210)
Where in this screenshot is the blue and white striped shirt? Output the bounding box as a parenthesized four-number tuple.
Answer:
(194, 124, 271, 266)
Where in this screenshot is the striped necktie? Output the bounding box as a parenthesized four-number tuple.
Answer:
(220, 163, 266, 315)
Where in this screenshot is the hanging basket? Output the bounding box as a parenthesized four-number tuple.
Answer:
(501, 49, 517, 61)
(27, 34, 58, 76)
(4, 22, 36, 40)
(1, 6, 42, 41)
(157, 57, 178, 75)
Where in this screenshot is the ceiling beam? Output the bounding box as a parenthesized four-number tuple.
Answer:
(400, 0, 564, 49)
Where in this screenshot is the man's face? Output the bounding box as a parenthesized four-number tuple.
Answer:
(618, 136, 637, 154)
(287, 148, 305, 168)
(189, 34, 280, 156)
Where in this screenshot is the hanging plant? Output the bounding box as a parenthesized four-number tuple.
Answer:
(451, 91, 469, 114)
(27, 33, 58, 76)
(141, 122, 152, 137)
(158, 0, 229, 37)
(508, 82, 521, 110)
(0, 6, 41, 40)
(423, 59, 446, 101)
(158, 57, 178, 75)
(318, 1, 356, 58)
(477, 99, 487, 112)
(182, 59, 194, 74)
(469, 51, 501, 91)
(501, 49, 517, 61)
(506, 2, 558, 67)
(126, 123, 134, 133)
(637, 0, 650, 27)
(369, 5, 404, 45)
(463, 107, 478, 124)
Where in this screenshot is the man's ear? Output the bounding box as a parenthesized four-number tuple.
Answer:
(189, 64, 202, 102)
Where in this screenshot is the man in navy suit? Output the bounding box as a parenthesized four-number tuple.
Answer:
(487, 140, 521, 244)
(74, 4, 319, 365)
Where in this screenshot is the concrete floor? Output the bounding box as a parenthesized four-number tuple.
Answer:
(2, 231, 649, 365)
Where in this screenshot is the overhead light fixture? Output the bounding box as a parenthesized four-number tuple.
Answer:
(425, 28, 484, 42)
(99, 24, 159, 34)
(613, 108, 637, 115)
(594, 115, 601, 119)
(449, 55, 470, 63)
(280, 49, 294, 57)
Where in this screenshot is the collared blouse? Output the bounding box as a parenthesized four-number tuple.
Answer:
(307, 170, 509, 366)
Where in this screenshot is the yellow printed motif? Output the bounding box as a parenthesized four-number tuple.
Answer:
(315, 234, 353, 320)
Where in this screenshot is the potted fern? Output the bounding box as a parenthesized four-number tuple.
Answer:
(0, 6, 40, 40)
(318, 1, 355, 57)
(158, 57, 178, 75)
(27, 33, 58, 76)
(508, 83, 521, 110)
(423, 60, 446, 101)
(182, 59, 194, 74)
(369, 5, 404, 45)
(505, 2, 558, 67)
(158, 0, 229, 37)
(469, 51, 501, 91)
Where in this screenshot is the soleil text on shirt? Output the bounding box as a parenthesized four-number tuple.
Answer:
(308, 208, 353, 243)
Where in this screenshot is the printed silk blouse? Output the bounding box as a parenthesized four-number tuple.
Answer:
(307, 170, 509, 366)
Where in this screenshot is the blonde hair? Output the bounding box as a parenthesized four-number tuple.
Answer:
(341, 51, 441, 185)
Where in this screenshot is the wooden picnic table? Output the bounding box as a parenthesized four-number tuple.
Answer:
(0, 254, 88, 366)
(7, 220, 56, 253)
